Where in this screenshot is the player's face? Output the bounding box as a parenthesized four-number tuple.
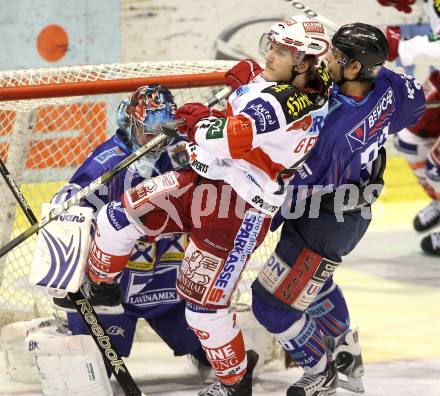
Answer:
(262, 42, 304, 82)
(326, 47, 344, 82)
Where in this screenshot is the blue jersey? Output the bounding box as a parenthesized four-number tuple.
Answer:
(291, 67, 425, 193)
(53, 131, 190, 318)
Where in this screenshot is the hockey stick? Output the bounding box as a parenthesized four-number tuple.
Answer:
(0, 156, 147, 396)
(0, 85, 231, 259)
(426, 100, 440, 109)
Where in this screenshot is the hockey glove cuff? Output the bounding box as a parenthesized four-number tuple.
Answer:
(225, 59, 263, 91)
(176, 103, 224, 142)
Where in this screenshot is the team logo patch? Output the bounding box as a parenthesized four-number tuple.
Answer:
(241, 98, 280, 134)
(168, 142, 190, 168)
(127, 240, 156, 271)
(106, 326, 125, 337)
(206, 118, 226, 139)
(94, 147, 125, 165)
(282, 17, 296, 26)
(124, 265, 180, 307)
(160, 234, 188, 262)
(258, 253, 290, 293)
(345, 88, 395, 152)
(176, 241, 224, 306)
(302, 21, 324, 34)
(307, 298, 334, 318)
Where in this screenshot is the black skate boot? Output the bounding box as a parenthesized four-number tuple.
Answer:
(52, 277, 124, 314)
(413, 201, 440, 232)
(421, 231, 440, 256)
(198, 350, 259, 396)
(286, 362, 338, 396)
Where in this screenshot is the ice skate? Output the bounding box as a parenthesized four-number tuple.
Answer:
(52, 277, 124, 314)
(286, 362, 338, 396)
(413, 201, 440, 232)
(334, 328, 365, 393)
(421, 231, 440, 255)
(198, 350, 259, 396)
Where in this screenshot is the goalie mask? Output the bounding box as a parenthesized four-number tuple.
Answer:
(117, 84, 176, 154)
(259, 15, 330, 67)
(117, 84, 177, 178)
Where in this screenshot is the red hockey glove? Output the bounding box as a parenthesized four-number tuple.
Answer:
(384, 26, 401, 61)
(175, 103, 224, 142)
(225, 59, 263, 91)
(377, 0, 416, 14)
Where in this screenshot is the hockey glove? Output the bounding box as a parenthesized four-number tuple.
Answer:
(377, 0, 415, 14)
(384, 26, 401, 61)
(175, 103, 224, 142)
(225, 59, 263, 91)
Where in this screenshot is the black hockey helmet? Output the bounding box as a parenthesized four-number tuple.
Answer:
(332, 23, 389, 80)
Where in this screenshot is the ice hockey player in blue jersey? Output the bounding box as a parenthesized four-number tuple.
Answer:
(32, 84, 210, 394)
(251, 24, 425, 396)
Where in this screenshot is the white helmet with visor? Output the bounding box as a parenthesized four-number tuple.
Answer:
(259, 15, 330, 66)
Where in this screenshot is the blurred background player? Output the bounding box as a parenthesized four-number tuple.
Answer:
(250, 23, 425, 396)
(63, 14, 332, 396)
(27, 84, 210, 395)
(381, 0, 440, 254)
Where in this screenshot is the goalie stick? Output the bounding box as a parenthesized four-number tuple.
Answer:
(0, 85, 231, 259)
(0, 156, 146, 396)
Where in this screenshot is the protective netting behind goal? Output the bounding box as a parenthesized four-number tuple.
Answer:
(0, 60, 280, 329)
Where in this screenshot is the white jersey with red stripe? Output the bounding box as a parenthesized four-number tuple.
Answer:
(188, 65, 332, 215)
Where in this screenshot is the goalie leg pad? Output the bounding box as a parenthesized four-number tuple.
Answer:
(0, 317, 53, 383)
(185, 304, 247, 385)
(25, 324, 112, 396)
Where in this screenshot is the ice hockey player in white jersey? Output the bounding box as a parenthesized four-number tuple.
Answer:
(23, 84, 211, 395)
(52, 14, 332, 396)
(381, 0, 440, 254)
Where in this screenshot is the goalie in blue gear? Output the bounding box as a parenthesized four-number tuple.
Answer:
(30, 84, 211, 395)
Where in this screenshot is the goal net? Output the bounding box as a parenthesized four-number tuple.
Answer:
(0, 60, 280, 339)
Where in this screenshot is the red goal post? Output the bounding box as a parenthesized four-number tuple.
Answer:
(0, 60, 280, 346)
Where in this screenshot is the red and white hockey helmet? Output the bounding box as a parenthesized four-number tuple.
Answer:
(259, 15, 330, 65)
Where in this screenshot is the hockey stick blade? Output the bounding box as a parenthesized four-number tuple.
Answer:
(0, 85, 231, 258)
